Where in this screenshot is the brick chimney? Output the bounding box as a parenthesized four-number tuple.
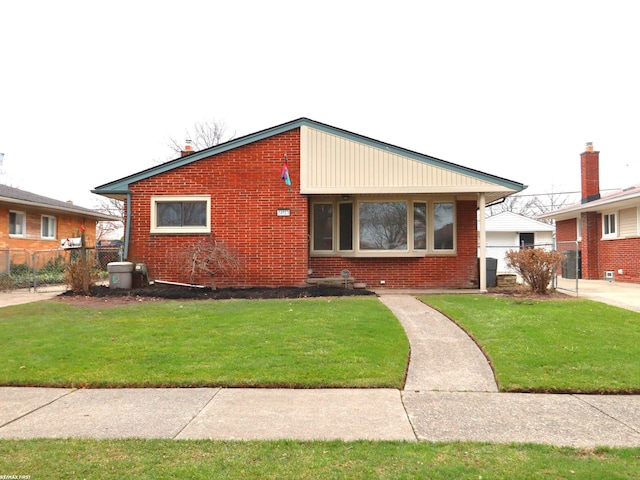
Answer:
(181, 139, 194, 157)
(580, 142, 600, 204)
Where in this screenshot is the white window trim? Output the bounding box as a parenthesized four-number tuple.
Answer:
(602, 211, 618, 239)
(9, 210, 26, 237)
(150, 195, 211, 234)
(41, 214, 57, 239)
(310, 197, 455, 257)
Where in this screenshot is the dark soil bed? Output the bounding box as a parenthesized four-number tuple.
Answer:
(60, 283, 376, 301)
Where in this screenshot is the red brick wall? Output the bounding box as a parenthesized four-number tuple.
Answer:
(556, 218, 577, 243)
(127, 129, 309, 287)
(580, 212, 601, 280)
(309, 200, 479, 288)
(599, 237, 640, 282)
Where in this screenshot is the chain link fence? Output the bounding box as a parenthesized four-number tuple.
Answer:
(483, 242, 555, 288)
(0, 248, 31, 290)
(482, 241, 580, 294)
(0, 246, 123, 292)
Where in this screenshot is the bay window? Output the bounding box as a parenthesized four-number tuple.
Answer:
(310, 198, 455, 256)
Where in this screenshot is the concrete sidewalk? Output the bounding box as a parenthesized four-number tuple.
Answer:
(1, 387, 639, 447)
(1, 293, 639, 447)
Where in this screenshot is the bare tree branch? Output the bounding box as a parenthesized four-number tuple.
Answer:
(94, 197, 124, 242)
(167, 118, 236, 157)
(183, 237, 241, 289)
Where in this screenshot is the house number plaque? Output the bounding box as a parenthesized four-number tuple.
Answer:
(276, 209, 291, 216)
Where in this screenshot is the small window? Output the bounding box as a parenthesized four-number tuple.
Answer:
(150, 196, 211, 234)
(413, 202, 427, 250)
(519, 232, 534, 249)
(41, 215, 57, 239)
(9, 211, 26, 236)
(433, 202, 454, 250)
(338, 203, 353, 251)
(312, 203, 333, 251)
(603, 212, 617, 238)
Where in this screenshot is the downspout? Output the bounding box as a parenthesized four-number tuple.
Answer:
(478, 193, 487, 292)
(124, 193, 131, 260)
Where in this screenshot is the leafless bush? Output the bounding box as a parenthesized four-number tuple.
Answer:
(505, 248, 565, 294)
(184, 237, 240, 289)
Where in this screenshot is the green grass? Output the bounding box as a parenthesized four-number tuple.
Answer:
(420, 295, 640, 393)
(1, 439, 638, 479)
(0, 297, 409, 388)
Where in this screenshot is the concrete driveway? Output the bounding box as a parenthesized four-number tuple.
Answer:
(556, 277, 640, 312)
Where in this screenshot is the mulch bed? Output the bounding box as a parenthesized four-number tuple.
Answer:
(60, 283, 376, 301)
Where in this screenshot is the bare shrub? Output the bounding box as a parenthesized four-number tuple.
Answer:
(505, 248, 565, 295)
(184, 237, 240, 289)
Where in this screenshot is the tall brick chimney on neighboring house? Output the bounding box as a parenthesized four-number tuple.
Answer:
(581, 142, 600, 203)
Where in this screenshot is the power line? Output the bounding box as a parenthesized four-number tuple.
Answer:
(512, 188, 621, 198)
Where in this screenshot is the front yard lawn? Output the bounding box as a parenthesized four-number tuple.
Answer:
(0, 297, 409, 388)
(420, 295, 640, 393)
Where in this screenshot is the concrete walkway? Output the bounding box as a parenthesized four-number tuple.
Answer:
(1, 291, 639, 447)
(378, 295, 497, 392)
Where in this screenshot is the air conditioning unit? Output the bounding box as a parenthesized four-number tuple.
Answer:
(604, 271, 615, 280)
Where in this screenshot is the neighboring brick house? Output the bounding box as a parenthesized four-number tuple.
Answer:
(93, 118, 525, 289)
(1, 184, 116, 253)
(539, 143, 640, 283)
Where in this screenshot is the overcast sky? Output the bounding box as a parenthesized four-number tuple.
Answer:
(1, 1, 639, 209)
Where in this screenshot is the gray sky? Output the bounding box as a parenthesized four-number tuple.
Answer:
(1, 1, 639, 209)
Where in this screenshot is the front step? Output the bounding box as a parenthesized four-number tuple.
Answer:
(306, 277, 367, 289)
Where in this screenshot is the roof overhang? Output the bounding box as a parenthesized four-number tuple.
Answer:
(0, 195, 118, 222)
(539, 190, 640, 221)
(93, 117, 526, 203)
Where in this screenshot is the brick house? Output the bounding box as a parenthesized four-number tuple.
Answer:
(93, 118, 525, 289)
(539, 143, 640, 283)
(1, 184, 115, 251)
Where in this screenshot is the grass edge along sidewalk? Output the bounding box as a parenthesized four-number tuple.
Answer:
(1, 439, 639, 479)
(420, 294, 640, 394)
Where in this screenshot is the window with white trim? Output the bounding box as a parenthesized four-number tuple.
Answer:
(150, 195, 211, 234)
(310, 198, 455, 256)
(9, 211, 26, 237)
(41, 215, 57, 239)
(602, 212, 617, 238)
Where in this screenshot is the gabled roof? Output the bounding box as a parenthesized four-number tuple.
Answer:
(484, 211, 554, 232)
(93, 117, 525, 200)
(0, 184, 117, 221)
(539, 184, 640, 221)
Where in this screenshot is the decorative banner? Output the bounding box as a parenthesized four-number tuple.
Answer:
(281, 155, 291, 186)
